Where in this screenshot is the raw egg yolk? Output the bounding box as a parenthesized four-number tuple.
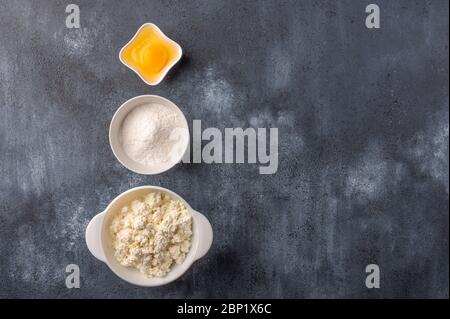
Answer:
(121, 25, 179, 84)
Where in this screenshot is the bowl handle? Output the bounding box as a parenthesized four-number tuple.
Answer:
(193, 211, 213, 261)
(85, 211, 107, 263)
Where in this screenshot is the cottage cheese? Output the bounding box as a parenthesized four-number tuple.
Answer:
(110, 191, 192, 277)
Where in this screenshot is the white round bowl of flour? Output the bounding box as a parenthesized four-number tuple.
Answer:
(110, 95, 189, 175)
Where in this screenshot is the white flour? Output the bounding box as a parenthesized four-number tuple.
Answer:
(119, 103, 188, 170)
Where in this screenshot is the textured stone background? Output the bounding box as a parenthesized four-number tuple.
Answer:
(0, 0, 448, 298)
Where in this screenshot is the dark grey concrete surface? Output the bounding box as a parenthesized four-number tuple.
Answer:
(0, 0, 448, 298)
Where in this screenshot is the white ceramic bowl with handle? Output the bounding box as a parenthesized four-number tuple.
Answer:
(85, 186, 213, 287)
